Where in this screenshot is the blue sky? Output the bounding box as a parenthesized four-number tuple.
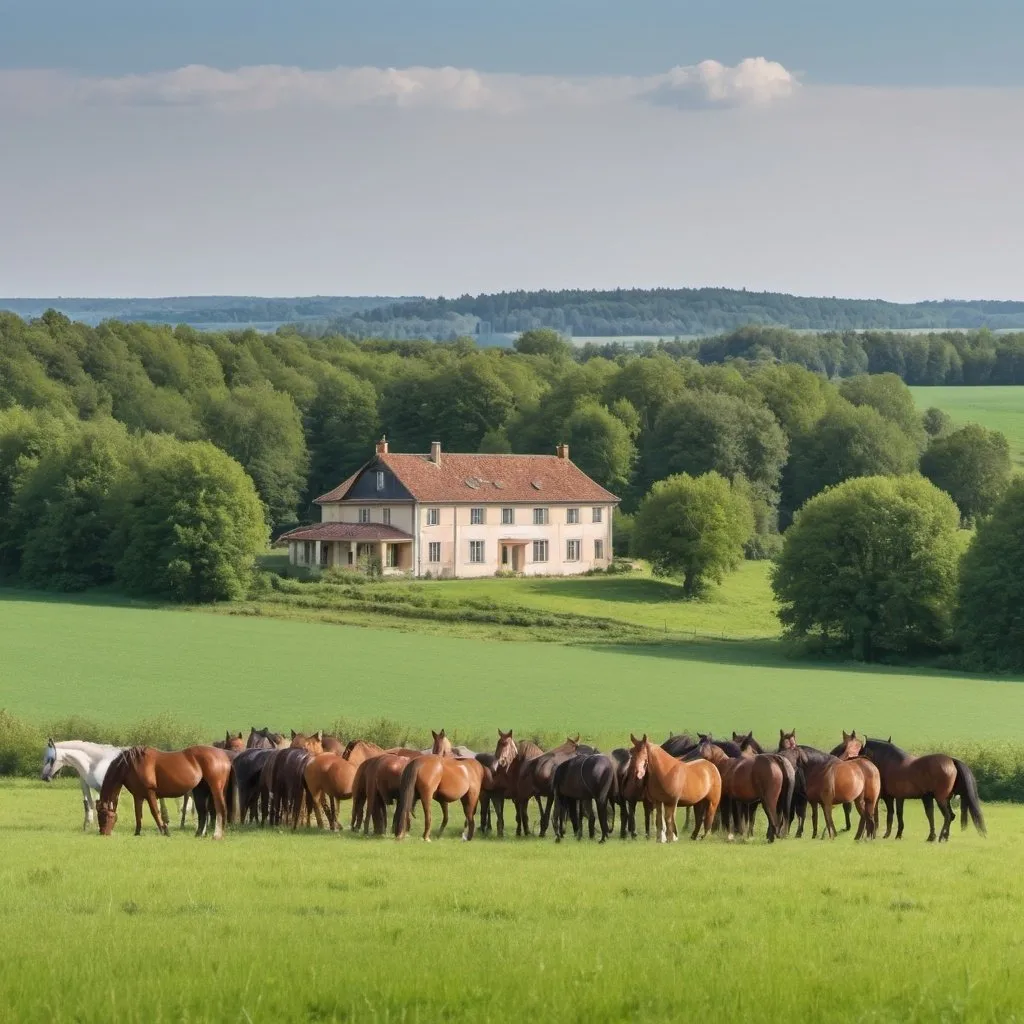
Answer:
(1, 1, 1023, 299)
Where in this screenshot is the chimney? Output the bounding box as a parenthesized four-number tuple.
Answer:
(375, 436, 389, 456)
(556, 443, 569, 460)
(430, 440, 442, 465)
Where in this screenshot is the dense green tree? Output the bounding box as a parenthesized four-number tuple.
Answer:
(201, 385, 308, 526)
(112, 437, 267, 602)
(922, 406, 954, 439)
(784, 401, 919, 518)
(603, 354, 690, 431)
(956, 479, 1024, 672)
(749, 363, 831, 438)
(513, 328, 572, 359)
(478, 428, 513, 453)
(562, 402, 636, 493)
(633, 472, 754, 597)
(839, 373, 926, 448)
(772, 475, 961, 660)
(920, 424, 1012, 523)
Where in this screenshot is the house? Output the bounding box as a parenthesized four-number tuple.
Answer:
(278, 439, 619, 577)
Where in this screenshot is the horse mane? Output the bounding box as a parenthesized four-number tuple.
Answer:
(737, 734, 764, 754)
(98, 746, 145, 802)
(715, 740, 743, 757)
(866, 737, 910, 759)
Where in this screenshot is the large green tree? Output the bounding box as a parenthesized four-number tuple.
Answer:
(919, 424, 1012, 524)
(633, 472, 754, 597)
(562, 402, 636, 493)
(839, 373, 926, 448)
(112, 437, 267, 602)
(513, 328, 572, 359)
(772, 475, 961, 660)
(956, 478, 1024, 672)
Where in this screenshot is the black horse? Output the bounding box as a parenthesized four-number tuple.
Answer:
(552, 753, 619, 843)
(229, 748, 277, 824)
(661, 733, 697, 758)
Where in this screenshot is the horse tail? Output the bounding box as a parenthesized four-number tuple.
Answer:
(953, 758, 986, 836)
(226, 765, 238, 825)
(393, 759, 420, 838)
(776, 755, 795, 834)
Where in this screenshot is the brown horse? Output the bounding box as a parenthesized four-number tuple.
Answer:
(697, 736, 787, 842)
(802, 735, 881, 840)
(352, 753, 412, 834)
(343, 739, 385, 767)
(301, 753, 358, 830)
(98, 746, 232, 838)
(290, 730, 325, 754)
(215, 732, 245, 751)
(612, 747, 653, 840)
(393, 755, 485, 841)
(515, 736, 587, 837)
(260, 747, 314, 826)
(840, 734, 985, 841)
(431, 729, 453, 756)
(477, 729, 525, 837)
(246, 727, 288, 750)
(626, 734, 720, 842)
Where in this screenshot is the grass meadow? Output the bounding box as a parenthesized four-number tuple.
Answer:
(910, 384, 1024, 467)
(1, 781, 1021, 1024)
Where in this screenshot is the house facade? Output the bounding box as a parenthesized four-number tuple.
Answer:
(279, 439, 619, 578)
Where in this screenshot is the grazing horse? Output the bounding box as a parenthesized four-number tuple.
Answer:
(840, 734, 985, 842)
(393, 755, 485, 841)
(552, 753, 619, 842)
(626, 734, 721, 842)
(800, 737, 881, 840)
(301, 753, 358, 830)
(696, 736, 788, 842)
(97, 745, 232, 838)
(246, 727, 288, 750)
(40, 739, 122, 830)
(612, 747, 653, 840)
(342, 739, 385, 767)
(777, 730, 852, 836)
(516, 737, 593, 837)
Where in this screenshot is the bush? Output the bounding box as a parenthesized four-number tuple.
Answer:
(773, 475, 962, 661)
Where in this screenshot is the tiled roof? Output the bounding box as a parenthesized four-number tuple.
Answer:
(275, 522, 413, 545)
(315, 452, 619, 505)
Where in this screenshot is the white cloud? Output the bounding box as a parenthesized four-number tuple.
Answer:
(0, 59, 798, 115)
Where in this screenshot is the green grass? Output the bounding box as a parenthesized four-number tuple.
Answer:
(910, 385, 1024, 467)
(3, 589, 1023, 751)
(0, 780, 1019, 1023)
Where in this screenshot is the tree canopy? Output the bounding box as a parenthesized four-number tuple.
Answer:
(919, 424, 1012, 524)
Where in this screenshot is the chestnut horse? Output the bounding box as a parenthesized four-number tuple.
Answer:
(302, 753, 358, 830)
(777, 730, 852, 836)
(627, 734, 721, 842)
(802, 735, 881, 840)
(352, 753, 411, 834)
(343, 740, 384, 767)
(696, 736, 788, 842)
(841, 734, 985, 841)
(97, 745, 232, 838)
(393, 754, 485, 841)
(290, 730, 325, 754)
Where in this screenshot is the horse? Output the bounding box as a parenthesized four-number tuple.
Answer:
(353, 753, 412, 834)
(230, 748, 278, 823)
(552, 753, 619, 842)
(259, 747, 314, 826)
(696, 735, 788, 842)
(97, 745, 232, 838)
(800, 735, 881, 840)
(626, 734, 721, 842)
(777, 729, 853, 836)
(661, 733, 697, 758)
(488, 730, 545, 837)
(516, 736, 594, 837)
(342, 739, 385, 767)
(40, 739, 122, 830)
(246, 727, 288, 750)
(393, 755, 486, 841)
(322, 734, 344, 754)
(734, 732, 796, 837)
(290, 730, 325, 754)
(430, 729, 453, 756)
(612, 747, 653, 840)
(840, 734, 985, 841)
(178, 731, 246, 827)
(301, 753, 358, 830)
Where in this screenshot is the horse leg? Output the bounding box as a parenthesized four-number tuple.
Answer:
(937, 797, 954, 842)
(810, 802, 819, 839)
(656, 802, 667, 844)
(79, 778, 92, 831)
(179, 791, 190, 830)
(843, 801, 852, 832)
(210, 783, 227, 840)
(922, 795, 937, 842)
(144, 790, 168, 836)
(895, 798, 906, 840)
(597, 797, 612, 843)
(539, 794, 555, 838)
(420, 794, 433, 842)
(822, 800, 838, 840)
(882, 795, 894, 838)
(495, 795, 505, 838)
(853, 797, 866, 840)
(133, 793, 144, 835)
(437, 801, 450, 839)
(643, 799, 653, 840)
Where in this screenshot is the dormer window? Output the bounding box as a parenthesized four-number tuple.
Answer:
(376, 471, 385, 491)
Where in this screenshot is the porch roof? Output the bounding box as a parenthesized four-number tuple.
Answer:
(275, 522, 413, 545)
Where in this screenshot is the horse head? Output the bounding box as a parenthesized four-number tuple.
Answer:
(778, 729, 798, 751)
(839, 731, 865, 760)
(627, 733, 649, 783)
(431, 729, 452, 757)
(96, 799, 118, 835)
(696, 735, 724, 764)
(40, 739, 61, 782)
(493, 729, 518, 771)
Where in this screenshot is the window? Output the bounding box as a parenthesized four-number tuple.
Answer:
(594, 539, 604, 560)
(592, 507, 603, 523)
(358, 507, 370, 524)
(320, 544, 330, 567)
(376, 471, 385, 491)
(428, 541, 441, 563)
(427, 508, 440, 526)
(532, 540, 549, 563)
(566, 539, 581, 561)
(469, 540, 485, 563)
(501, 507, 514, 525)
(566, 508, 580, 524)
(382, 508, 391, 525)
(470, 507, 485, 525)
(533, 508, 549, 525)
(385, 544, 398, 568)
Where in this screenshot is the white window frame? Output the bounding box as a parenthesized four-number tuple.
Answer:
(532, 540, 549, 563)
(566, 508, 580, 524)
(594, 539, 604, 560)
(428, 541, 441, 563)
(382, 508, 391, 526)
(358, 507, 371, 524)
(533, 508, 549, 526)
(501, 507, 514, 525)
(470, 507, 485, 525)
(566, 539, 581, 562)
(469, 540, 485, 564)
(426, 508, 440, 526)
(592, 507, 603, 523)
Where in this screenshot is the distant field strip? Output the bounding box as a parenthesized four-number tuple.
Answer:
(910, 385, 1024, 466)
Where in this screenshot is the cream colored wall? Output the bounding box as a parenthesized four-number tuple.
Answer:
(415, 502, 613, 578)
(320, 502, 415, 534)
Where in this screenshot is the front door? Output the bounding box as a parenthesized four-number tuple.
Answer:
(501, 545, 509, 567)
(512, 546, 520, 571)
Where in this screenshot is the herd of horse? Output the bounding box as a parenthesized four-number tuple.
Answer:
(40, 726, 987, 845)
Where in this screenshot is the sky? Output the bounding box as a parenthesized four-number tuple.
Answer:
(1, 0, 1023, 300)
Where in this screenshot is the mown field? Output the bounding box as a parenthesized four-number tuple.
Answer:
(910, 384, 1024, 466)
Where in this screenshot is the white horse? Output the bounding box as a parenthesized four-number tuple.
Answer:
(40, 739, 122, 830)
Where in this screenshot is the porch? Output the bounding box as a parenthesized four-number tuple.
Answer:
(276, 522, 415, 575)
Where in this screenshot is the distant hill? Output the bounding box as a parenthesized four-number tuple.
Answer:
(323, 287, 1024, 340)
(0, 296, 407, 329)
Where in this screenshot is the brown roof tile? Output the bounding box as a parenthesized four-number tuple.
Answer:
(275, 522, 413, 545)
(315, 452, 619, 505)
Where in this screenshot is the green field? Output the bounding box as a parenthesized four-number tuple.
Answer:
(910, 385, 1024, 467)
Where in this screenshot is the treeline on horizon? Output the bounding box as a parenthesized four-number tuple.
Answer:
(324, 286, 1024, 338)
